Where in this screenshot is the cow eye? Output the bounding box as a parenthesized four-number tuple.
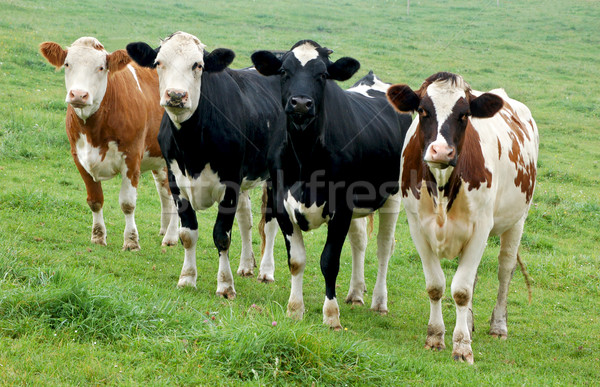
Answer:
(417, 107, 428, 117)
(99, 66, 104, 72)
(320, 73, 328, 80)
(64, 62, 69, 68)
(154, 60, 162, 67)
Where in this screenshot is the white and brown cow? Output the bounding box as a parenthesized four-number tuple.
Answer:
(387, 72, 538, 363)
(40, 37, 179, 250)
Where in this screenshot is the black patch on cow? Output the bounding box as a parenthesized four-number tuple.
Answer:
(126, 42, 159, 68)
(294, 209, 310, 232)
(470, 92, 504, 118)
(204, 48, 235, 73)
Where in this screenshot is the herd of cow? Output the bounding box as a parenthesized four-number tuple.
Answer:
(39, 31, 539, 364)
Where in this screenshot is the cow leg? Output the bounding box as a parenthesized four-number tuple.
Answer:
(214, 187, 239, 299)
(73, 155, 106, 245)
(235, 191, 255, 277)
(176, 197, 199, 288)
(119, 173, 140, 251)
(151, 167, 179, 246)
(258, 184, 277, 283)
(321, 211, 352, 330)
(490, 216, 526, 339)
(451, 232, 489, 364)
(284, 223, 307, 319)
(372, 192, 401, 314)
(345, 217, 367, 305)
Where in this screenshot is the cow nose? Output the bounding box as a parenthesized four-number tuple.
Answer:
(67, 89, 89, 105)
(165, 89, 188, 107)
(288, 96, 313, 114)
(428, 143, 456, 164)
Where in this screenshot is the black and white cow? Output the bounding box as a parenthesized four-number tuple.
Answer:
(126, 32, 285, 298)
(251, 40, 412, 329)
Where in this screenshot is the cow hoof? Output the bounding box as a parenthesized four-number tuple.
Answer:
(216, 286, 236, 300)
(122, 242, 141, 251)
(161, 237, 178, 247)
(236, 267, 254, 277)
(286, 300, 305, 320)
(257, 273, 274, 283)
(370, 302, 388, 315)
(425, 335, 446, 351)
(344, 291, 365, 306)
(177, 276, 197, 288)
(91, 236, 107, 246)
(490, 331, 508, 340)
(452, 350, 474, 364)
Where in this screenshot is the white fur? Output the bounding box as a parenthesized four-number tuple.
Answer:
(75, 134, 123, 182)
(127, 64, 142, 92)
(169, 162, 226, 211)
(155, 31, 206, 125)
(283, 192, 329, 230)
(235, 191, 255, 276)
(285, 226, 307, 320)
(291, 42, 319, 66)
(258, 218, 278, 282)
(177, 227, 199, 288)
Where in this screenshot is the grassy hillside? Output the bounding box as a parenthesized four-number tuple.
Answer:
(1, 0, 598, 384)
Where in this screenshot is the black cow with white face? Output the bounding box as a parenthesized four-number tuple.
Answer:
(252, 40, 412, 329)
(126, 32, 286, 298)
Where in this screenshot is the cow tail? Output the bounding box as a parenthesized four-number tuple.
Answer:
(259, 185, 268, 257)
(367, 213, 375, 239)
(516, 253, 532, 304)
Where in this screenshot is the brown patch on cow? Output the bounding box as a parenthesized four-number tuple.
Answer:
(87, 200, 103, 213)
(453, 288, 470, 306)
(427, 286, 444, 301)
(121, 202, 135, 215)
(107, 49, 131, 73)
(289, 260, 302, 276)
(179, 231, 193, 249)
(92, 223, 105, 238)
(39, 42, 68, 69)
(516, 160, 537, 203)
(401, 127, 437, 199)
(503, 106, 537, 203)
(497, 137, 502, 160)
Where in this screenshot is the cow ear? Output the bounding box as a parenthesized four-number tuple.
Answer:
(204, 48, 235, 72)
(251, 50, 283, 76)
(107, 49, 131, 73)
(327, 57, 360, 81)
(470, 93, 504, 118)
(387, 84, 420, 113)
(40, 42, 67, 69)
(126, 42, 159, 68)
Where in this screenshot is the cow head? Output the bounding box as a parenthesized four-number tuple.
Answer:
(387, 72, 503, 168)
(251, 40, 360, 132)
(40, 37, 130, 121)
(126, 31, 235, 127)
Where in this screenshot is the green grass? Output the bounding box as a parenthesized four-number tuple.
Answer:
(1, 0, 599, 384)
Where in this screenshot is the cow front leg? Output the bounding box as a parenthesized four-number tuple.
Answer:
(371, 192, 401, 314)
(151, 168, 179, 246)
(119, 174, 140, 251)
(235, 191, 255, 277)
(176, 197, 199, 288)
(284, 223, 306, 319)
(345, 217, 367, 305)
(214, 187, 239, 299)
(258, 184, 277, 283)
(321, 211, 352, 330)
(451, 232, 489, 364)
(491, 217, 526, 339)
(73, 154, 106, 245)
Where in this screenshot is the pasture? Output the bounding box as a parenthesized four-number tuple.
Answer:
(0, 0, 598, 384)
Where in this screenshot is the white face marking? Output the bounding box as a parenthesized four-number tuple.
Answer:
(427, 80, 466, 129)
(283, 192, 328, 230)
(63, 37, 110, 121)
(75, 134, 124, 182)
(169, 162, 225, 210)
(155, 32, 206, 126)
(127, 64, 142, 92)
(291, 42, 319, 66)
(347, 74, 390, 98)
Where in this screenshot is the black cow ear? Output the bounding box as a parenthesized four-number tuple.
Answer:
(126, 42, 159, 68)
(251, 50, 283, 76)
(470, 93, 504, 118)
(386, 84, 420, 113)
(204, 48, 235, 72)
(327, 57, 360, 81)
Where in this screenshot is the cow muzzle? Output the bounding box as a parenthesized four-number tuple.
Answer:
(66, 89, 91, 108)
(425, 143, 457, 168)
(164, 89, 189, 108)
(286, 95, 316, 130)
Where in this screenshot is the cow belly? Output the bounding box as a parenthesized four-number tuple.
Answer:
(284, 193, 328, 231)
(420, 214, 473, 259)
(170, 162, 226, 210)
(76, 134, 124, 182)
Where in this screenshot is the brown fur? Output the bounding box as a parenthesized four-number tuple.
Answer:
(39, 42, 67, 69)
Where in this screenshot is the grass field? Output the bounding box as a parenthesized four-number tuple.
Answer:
(1, 0, 599, 384)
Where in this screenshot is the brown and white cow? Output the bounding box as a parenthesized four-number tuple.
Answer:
(40, 37, 179, 250)
(387, 72, 538, 363)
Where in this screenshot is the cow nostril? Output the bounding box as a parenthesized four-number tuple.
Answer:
(290, 98, 298, 106)
(305, 100, 313, 108)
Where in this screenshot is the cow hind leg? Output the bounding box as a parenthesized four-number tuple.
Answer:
(371, 193, 401, 314)
(152, 168, 179, 246)
(119, 175, 140, 251)
(235, 191, 255, 277)
(490, 217, 526, 339)
(345, 217, 367, 306)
